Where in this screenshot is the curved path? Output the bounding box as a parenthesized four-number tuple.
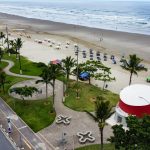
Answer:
(1, 59, 113, 149)
(2, 59, 40, 80)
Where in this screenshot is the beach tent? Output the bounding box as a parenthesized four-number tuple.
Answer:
(79, 72, 90, 81)
(50, 59, 61, 64)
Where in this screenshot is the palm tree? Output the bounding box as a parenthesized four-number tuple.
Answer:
(0, 47, 4, 63)
(0, 32, 5, 46)
(4, 38, 10, 51)
(86, 96, 113, 150)
(36, 66, 51, 99)
(62, 56, 76, 89)
(120, 54, 147, 85)
(0, 72, 8, 93)
(49, 63, 62, 108)
(62, 56, 76, 80)
(15, 38, 23, 74)
(9, 40, 15, 49)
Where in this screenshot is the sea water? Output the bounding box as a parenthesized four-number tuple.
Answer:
(0, 0, 150, 35)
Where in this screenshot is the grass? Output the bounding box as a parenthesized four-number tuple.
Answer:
(0, 61, 8, 69)
(3, 96, 55, 132)
(76, 144, 115, 150)
(0, 75, 55, 132)
(3, 53, 42, 76)
(64, 80, 119, 112)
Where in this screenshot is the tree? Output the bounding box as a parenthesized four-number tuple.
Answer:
(0, 32, 5, 46)
(4, 38, 14, 56)
(62, 56, 76, 89)
(36, 65, 51, 99)
(108, 115, 150, 150)
(49, 63, 62, 108)
(86, 96, 113, 150)
(4, 37, 10, 53)
(120, 54, 147, 85)
(95, 66, 115, 90)
(0, 71, 8, 93)
(0, 47, 4, 63)
(15, 38, 23, 74)
(79, 60, 99, 84)
(10, 86, 39, 100)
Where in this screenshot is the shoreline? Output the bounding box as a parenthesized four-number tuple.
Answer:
(1, 12, 150, 63)
(1, 12, 150, 37)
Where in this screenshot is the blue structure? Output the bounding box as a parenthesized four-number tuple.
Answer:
(79, 72, 90, 81)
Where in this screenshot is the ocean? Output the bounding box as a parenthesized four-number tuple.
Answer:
(0, 0, 150, 35)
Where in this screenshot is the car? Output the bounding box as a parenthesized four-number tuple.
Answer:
(146, 76, 150, 82)
(79, 72, 90, 81)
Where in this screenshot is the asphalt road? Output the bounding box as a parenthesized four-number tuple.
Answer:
(0, 129, 15, 150)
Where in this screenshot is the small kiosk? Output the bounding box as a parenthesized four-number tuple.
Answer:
(115, 84, 150, 126)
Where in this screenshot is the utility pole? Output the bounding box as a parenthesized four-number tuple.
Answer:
(6, 24, 10, 55)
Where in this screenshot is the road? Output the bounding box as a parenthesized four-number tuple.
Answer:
(0, 129, 15, 150)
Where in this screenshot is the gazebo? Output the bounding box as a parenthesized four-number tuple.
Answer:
(115, 84, 150, 126)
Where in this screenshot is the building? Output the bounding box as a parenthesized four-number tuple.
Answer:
(114, 84, 150, 126)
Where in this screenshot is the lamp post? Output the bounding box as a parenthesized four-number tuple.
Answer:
(74, 45, 87, 98)
(74, 45, 79, 98)
(6, 24, 10, 56)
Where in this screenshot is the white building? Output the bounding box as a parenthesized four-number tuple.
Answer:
(107, 84, 150, 126)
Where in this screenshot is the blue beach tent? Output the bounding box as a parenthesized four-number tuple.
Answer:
(79, 72, 90, 81)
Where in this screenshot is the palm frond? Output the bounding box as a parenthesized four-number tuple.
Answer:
(35, 80, 44, 84)
(85, 110, 98, 122)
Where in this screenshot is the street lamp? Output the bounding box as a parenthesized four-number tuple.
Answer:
(74, 45, 88, 98)
(74, 45, 79, 98)
(6, 24, 10, 56)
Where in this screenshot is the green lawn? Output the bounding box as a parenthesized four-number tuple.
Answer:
(3, 96, 55, 132)
(64, 81, 119, 112)
(0, 75, 55, 132)
(0, 61, 8, 69)
(3, 54, 42, 76)
(76, 144, 115, 150)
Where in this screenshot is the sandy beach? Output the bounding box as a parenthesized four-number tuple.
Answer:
(0, 12, 150, 93)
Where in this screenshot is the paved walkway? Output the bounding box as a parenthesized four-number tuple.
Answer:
(1, 59, 113, 150)
(2, 59, 40, 80)
(39, 80, 113, 149)
(9, 79, 53, 100)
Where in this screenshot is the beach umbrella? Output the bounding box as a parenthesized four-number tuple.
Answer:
(50, 59, 61, 64)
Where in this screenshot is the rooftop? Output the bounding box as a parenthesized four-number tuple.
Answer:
(120, 84, 150, 106)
